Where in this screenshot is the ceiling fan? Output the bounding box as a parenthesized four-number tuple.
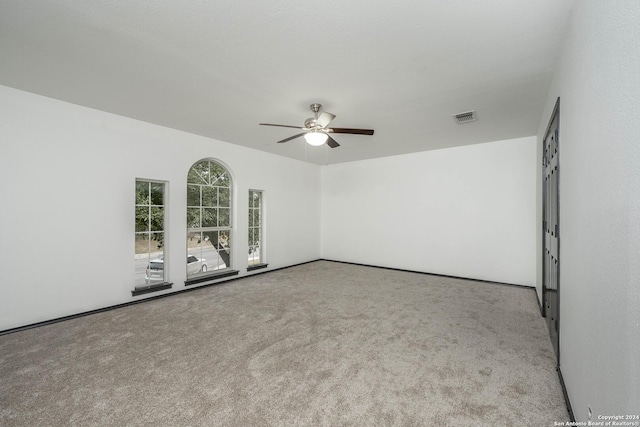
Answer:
(259, 103, 374, 148)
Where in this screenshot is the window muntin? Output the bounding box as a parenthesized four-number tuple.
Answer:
(186, 160, 232, 277)
(248, 190, 263, 266)
(135, 180, 166, 288)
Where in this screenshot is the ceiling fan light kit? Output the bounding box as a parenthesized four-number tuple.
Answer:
(260, 104, 374, 148)
(304, 132, 328, 146)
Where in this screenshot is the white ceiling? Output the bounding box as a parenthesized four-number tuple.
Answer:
(0, 0, 575, 165)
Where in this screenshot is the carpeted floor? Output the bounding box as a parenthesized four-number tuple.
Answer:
(0, 261, 568, 426)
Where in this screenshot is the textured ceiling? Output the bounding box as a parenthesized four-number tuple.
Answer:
(0, 0, 575, 164)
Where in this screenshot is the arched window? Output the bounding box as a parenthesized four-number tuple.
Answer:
(186, 159, 232, 278)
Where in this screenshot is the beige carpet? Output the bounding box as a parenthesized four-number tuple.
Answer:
(0, 261, 568, 426)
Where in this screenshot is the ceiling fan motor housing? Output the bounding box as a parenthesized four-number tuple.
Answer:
(304, 118, 318, 129)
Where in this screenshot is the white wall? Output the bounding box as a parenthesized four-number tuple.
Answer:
(0, 85, 321, 331)
(321, 137, 537, 286)
(536, 0, 640, 418)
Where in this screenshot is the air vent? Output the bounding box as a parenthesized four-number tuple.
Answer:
(453, 110, 477, 124)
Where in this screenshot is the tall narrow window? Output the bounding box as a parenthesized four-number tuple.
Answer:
(186, 159, 232, 278)
(134, 180, 170, 294)
(248, 190, 267, 271)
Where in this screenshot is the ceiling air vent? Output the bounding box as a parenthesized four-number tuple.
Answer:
(453, 110, 477, 124)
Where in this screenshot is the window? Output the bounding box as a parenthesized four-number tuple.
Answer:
(186, 159, 232, 278)
(134, 180, 171, 295)
(248, 189, 267, 271)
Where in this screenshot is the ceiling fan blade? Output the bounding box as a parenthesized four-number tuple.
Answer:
(329, 127, 374, 135)
(316, 111, 336, 128)
(277, 133, 306, 144)
(260, 123, 306, 130)
(326, 135, 340, 148)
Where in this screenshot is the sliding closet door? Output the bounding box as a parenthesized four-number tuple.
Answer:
(543, 98, 560, 362)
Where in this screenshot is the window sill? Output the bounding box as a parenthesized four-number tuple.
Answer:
(247, 263, 268, 272)
(131, 282, 173, 297)
(184, 269, 239, 286)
